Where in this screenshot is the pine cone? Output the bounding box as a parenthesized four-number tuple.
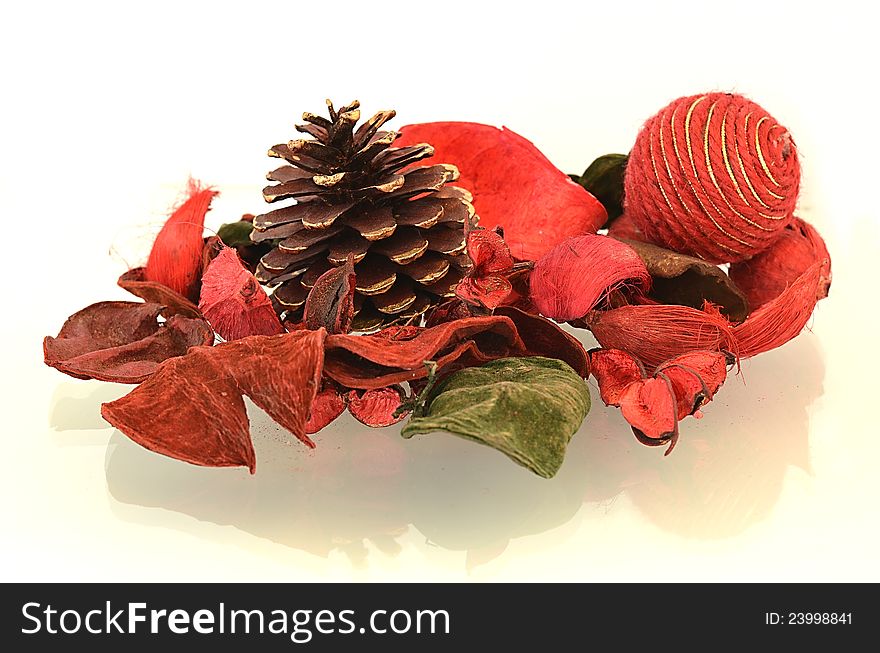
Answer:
(252, 100, 476, 332)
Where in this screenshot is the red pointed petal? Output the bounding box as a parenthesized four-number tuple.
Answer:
(589, 348, 646, 406)
(305, 386, 347, 434)
(145, 180, 218, 301)
(198, 247, 284, 341)
(348, 386, 407, 427)
(397, 122, 607, 260)
(222, 330, 327, 448)
(43, 301, 214, 383)
(530, 235, 651, 321)
(101, 347, 255, 472)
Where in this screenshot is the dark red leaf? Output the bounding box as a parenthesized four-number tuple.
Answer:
(117, 268, 202, 318)
(495, 306, 590, 378)
(101, 329, 327, 471)
(324, 316, 525, 390)
(198, 247, 284, 341)
(144, 180, 218, 301)
(397, 122, 607, 261)
(304, 254, 356, 334)
(530, 235, 651, 321)
(305, 386, 347, 434)
(43, 301, 214, 383)
(348, 386, 408, 427)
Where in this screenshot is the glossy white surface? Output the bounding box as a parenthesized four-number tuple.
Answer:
(1, 1, 877, 581)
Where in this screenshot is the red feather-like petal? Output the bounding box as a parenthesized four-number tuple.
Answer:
(199, 247, 284, 341)
(397, 122, 607, 261)
(145, 180, 218, 301)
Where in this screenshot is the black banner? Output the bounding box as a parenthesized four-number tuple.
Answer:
(0, 583, 871, 650)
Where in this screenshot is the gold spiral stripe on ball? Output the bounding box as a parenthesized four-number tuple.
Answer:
(680, 96, 751, 250)
(703, 100, 772, 232)
(734, 113, 776, 212)
(720, 113, 783, 221)
(754, 116, 784, 199)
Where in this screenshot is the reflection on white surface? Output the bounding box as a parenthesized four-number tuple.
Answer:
(46, 334, 824, 572)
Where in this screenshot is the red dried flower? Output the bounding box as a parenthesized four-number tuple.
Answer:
(397, 122, 606, 260)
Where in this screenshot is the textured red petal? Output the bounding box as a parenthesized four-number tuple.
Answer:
(589, 348, 646, 406)
(43, 301, 214, 383)
(729, 217, 831, 309)
(657, 350, 729, 398)
(455, 276, 513, 311)
(348, 386, 408, 427)
(101, 330, 327, 471)
(658, 367, 709, 421)
(467, 228, 514, 275)
(324, 316, 526, 390)
(530, 235, 651, 322)
(145, 180, 218, 301)
(397, 122, 607, 260)
(305, 386, 347, 434)
(220, 330, 327, 448)
(117, 268, 202, 318)
(618, 377, 678, 442)
(198, 247, 284, 341)
(101, 348, 255, 471)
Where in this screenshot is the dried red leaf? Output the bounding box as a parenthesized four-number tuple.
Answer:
(304, 254, 356, 334)
(198, 247, 284, 341)
(101, 330, 327, 471)
(43, 301, 214, 383)
(144, 180, 218, 301)
(589, 348, 646, 405)
(117, 268, 202, 318)
(530, 235, 651, 321)
(729, 217, 832, 310)
(397, 122, 607, 260)
(348, 386, 408, 428)
(324, 316, 525, 390)
(305, 386, 347, 434)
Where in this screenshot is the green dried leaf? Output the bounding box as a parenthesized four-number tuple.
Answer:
(572, 153, 628, 222)
(218, 220, 256, 248)
(401, 357, 590, 478)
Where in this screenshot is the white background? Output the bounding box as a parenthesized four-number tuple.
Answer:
(1, 0, 878, 581)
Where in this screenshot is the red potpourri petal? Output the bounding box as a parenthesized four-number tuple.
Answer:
(397, 122, 607, 261)
(305, 386, 347, 434)
(348, 386, 408, 427)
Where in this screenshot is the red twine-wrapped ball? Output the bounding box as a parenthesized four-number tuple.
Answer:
(624, 92, 800, 263)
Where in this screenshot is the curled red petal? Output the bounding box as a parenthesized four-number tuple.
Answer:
(198, 247, 284, 341)
(348, 386, 408, 428)
(618, 377, 678, 443)
(43, 301, 214, 383)
(530, 235, 651, 321)
(455, 276, 513, 311)
(397, 122, 607, 260)
(589, 348, 646, 406)
(467, 228, 514, 275)
(117, 268, 202, 318)
(303, 255, 356, 334)
(305, 386, 347, 434)
(145, 179, 218, 301)
(657, 350, 729, 398)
